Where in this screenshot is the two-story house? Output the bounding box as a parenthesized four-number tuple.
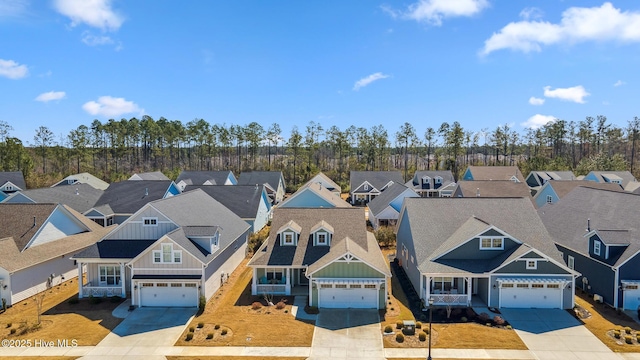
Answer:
(175, 170, 237, 191)
(238, 171, 286, 204)
(367, 183, 418, 230)
(2, 184, 104, 214)
(0, 171, 26, 201)
(350, 171, 403, 205)
(405, 170, 456, 198)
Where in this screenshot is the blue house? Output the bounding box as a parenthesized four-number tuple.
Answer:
(279, 181, 350, 208)
(583, 171, 637, 188)
(533, 180, 623, 208)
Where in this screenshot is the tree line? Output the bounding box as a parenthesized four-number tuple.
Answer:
(1, 115, 639, 190)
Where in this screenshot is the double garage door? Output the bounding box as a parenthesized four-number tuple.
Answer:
(318, 283, 378, 308)
(500, 282, 562, 309)
(139, 281, 199, 307)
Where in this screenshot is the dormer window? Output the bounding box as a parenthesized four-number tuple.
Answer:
(143, 217, 158, 226)
(480, 237, 504, 250)
(546, 195, 553, 204)
(422, 176, 430, 184)
(315, 232, 330, 246)
(435, 176, 442, 184)
(593, 240, 601, 256)
(526, 260, 537, 269)
(611, 179, 622, 184)
(5, 185, 12, 191)
(282, 231, 296, 245)
(364, 184, 369, 191)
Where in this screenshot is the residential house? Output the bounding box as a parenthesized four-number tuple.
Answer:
(583, 171, 637, 189)
(452, 180, 531, 199)
(304, 173, 341, 196)
(248, 208, 391, 309)
(184, 185, 271, 233)
(71, 189, 250, 307)
(238, 171, 286, 204)
(129, 171, 170, 181)
(539, 187, 640, 310)
(532, 180, 623, 208)
(349, 171, 403, 205)
(525, 171, 576, 189)
(278, 181, 351, 209)
(0, 204, 112, 306)
(405, 170, 456, 198)
(396, 197, 577, 309)
(368, 183, 418, 230)
(175, 170, 237, 191)
(461, 166, 525, 183)
(0, 171, 26, 201)
(51, 172, 109, 190)
(1, 184, 104, 214)
(84, 180, 181, 226)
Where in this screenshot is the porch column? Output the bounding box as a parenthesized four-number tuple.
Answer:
(119, 263, 125, 298)
(252, 268, 257, 295)
(77, 261, 83, 298)
(425, 276, 431, 305)
(466, 277, 472, 306)
(286, 268, 291, 295)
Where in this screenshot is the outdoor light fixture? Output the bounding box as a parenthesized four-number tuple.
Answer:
(428, 296, 434, 360)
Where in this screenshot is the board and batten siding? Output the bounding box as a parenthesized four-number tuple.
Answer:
(494, 258, 570, 274)
(617, 252, 640, 308)
(30, 208, 87, 247)
(395, 210, 422, 298)
(85, 264, 132, 294)
(313, 261, 384, 278)
(132, 241, 202, 270)
(106, 207, 176, 240)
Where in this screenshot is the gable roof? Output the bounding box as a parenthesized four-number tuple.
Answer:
(176, 171, 236, 186)
(183, 185, 268, 219)
(51, 172, 109, 190)
(0, 171, 26, 190)
(586, 171, 637, 188)
(248, 207, 372, 268)
(454, 180, 531, 198)
(91, 180, 175, 215)
(400, 197, 562, 274)
(538, 187, 640, 268)
(350, 171, 404, 191)
(304, 172, 341, 193)
(0, 204, 114, 272)
(409, 171, 455, 186)
(464, 166, 525, 182)
(367, 182, 416, 216)
(536, 180, 623, 202)
(238, 171, 284, 189)
(129, 171, 170, 181)
(306, 233, 391, 277)
(4, 184, 104, 213)
(279, 182, 351, 208)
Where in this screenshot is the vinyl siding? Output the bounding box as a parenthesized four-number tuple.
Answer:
(313, 262, 385, 279)
(618, 253, 640, 308)
(534, 186, 558, 208)
(29, 208, 88, 247)
(395, 210, 422, 297)
(438, 237, 519, 260)
(106, 208, 176, 240)
(131, 241, 202, 271)
(9, 256, 78, 306)
(558, 245, 615, 305)
(279, 190, 334, 208)
(203, 232, 249, 299)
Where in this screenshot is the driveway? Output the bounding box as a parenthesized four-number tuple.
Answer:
(500, 308, 623, 360)
(309, 309, 383, 360)
(80, 307, 196, 359)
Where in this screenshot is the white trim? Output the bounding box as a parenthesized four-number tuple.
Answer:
(307, 250, 390, 278)
(491, 248, 580, 277)
(526, 259, 538, 270)
(479, 236, 504, 250)
(593, 240, 601, 256)
(142, 217, 159, 226)
(432, 225, 520, 260)
(568, 255, 575, 270)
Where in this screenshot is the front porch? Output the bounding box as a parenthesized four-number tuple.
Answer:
(252, 267, 309, 296)
(422, 275, 481, 307)
(76, 261, 128, 299)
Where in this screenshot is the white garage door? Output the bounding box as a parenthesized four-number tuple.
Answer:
(500, 283, 562, 309)
(319, 284, 378, 308)
(623, 284, 640, 310)
(140, 282, 199, 307)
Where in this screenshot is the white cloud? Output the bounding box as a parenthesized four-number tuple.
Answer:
(521, 114, 556, 129)
(382, 0, 488, 26)
(543, 85, 590, 103)
(0, 0, 28, 18)
(353, 72, 390, 91)
(529, 96, 545, 105)
(614, 80, 626, 87)
(53, 0, 124, 31)
(82, 96, 143, 117)
(0, 59, 28, 79)
(82, 32, 114, 46)
(519, 7, 543, 20)
(35, 91, 66, 102)
(481, 2, 640, 55)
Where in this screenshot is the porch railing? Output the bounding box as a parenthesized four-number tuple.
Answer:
(82, 286, 124, 298)
(430, 293, 469, 306)
(256, 284, 287, 295)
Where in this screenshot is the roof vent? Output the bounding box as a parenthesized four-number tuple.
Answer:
(33, 216, 36, 228)
(144, 187, 149, 196)
(75, 188, 79, 195)
(586, 218, 591, 232)
(476, 188, 480, 197)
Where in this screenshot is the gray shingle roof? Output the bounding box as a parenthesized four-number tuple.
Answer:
(279, 182, 351, 208)
(350, 171, 404, 192)
(183, 185, 266, 219)
(73, 239, 157, 259)
(129, 171, 170, 181)
(454, 180, 531, 198)
(407, 171, 455, 189)
(176, 171, 236, 186)
(465, 166, 525, 182)
(52, 172, 109, 190)
(92, 180, 174, 215)
(238, 171, 284, 190)
(0, 171, 26, 190)
(400, 197, 562, 274)
(536, 180, 623, 201)
(538, 187, 640, 268)
(367, 183, 416, 216)
(304, 172, 341, 193)
(6, 184, 104, 213)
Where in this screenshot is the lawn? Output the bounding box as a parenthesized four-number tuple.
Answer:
(0, 277, 124, 346)
(174, 258, 315, 347)
(575, 292, 640, 352)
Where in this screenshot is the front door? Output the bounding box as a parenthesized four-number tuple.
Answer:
(299, 268, 308, 285)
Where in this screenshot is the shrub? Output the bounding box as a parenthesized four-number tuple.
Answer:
(68, 297, 79, 305)
(185, 333, 193, 341)
(88, 295, 102, 304)
(506, 325, 512, 330)
(10, 328, 16, 334)
(304, 305, 319, 314)
(384, 325, 393, 333)
(614, 330, 621, 339)
(478, 312, 490, 322)
(466, 307, 476, 319)
(1, 298, 6, 312)
(221, 329, 228, 335)
(197, 322, 204, 328)
(415, 321, 422, 329)
(214, 324, 220, 330)
(625, 326, 632, 334)
(6, 323, 12, 328)
(199, 295, 206, 310)
(451, 308, 462, 317)
(390, 307, 395, 311)
(395, 333, 405, 343)
(396, 320, 403, 329)
(276, 301, 286, 310)
(284, 310, 288, 313)
(252, 302, 263, 310)
(423, 327, 429, 335)
(493, 315, 505, 326)
(206, 333, 213, 339)
(110, 296, 121, 303)
(460, 316, 468, 322)
(419, 331, 427, 341)
(626, 335, 633, 344)
(189, 327, 195, 333)
(486, 322, 492, 327)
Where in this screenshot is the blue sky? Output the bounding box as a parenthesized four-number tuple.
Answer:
(1, 0, 639, 144)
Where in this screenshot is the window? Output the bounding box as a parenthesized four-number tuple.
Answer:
(156, 283, 168, 287)
(99, 265, 121, 285)
(153, 243, 182, 264)
(568, 255, 575, 269)
(546, 195, 553, 204)
(350, 284, 362, 289)
(316, 232, 329, 246)
(516, 283, 529, 288)
(335, 284, 347, 289)
(547, 284, 560, 289)
(282, 231, 295, 245)
(422, 176, 430, 184)
(526, 260, 537, 270)
(364, 184, 369, 191)
(142, 282, 154, 287)
(611, 179, 622, 184)
(501, 283, 514, 288)
(143, 217, 158, 226)
(265, 268, 283, 281)
(593, 240, 601, 256)
(171, 283, 182, 287)
(364, 284, 377, 289)
(626, 285, 639, 290)
(162, 244, 172, 262)
(531, 284, 544, 288)
(320, 284, 332, 288)
(480, 237, 504, 250)
(435, 177, 442, 184)
(432, 277, 453, 291)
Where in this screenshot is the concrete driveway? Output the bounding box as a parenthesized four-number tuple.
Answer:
(309, 309, 383, 360)
(80, 307, 196, 359)
(500, 308, 623, 360)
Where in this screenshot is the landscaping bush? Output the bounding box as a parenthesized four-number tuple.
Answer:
(304, 305, 319, 314)
(214, 324, 220, 330)
(415, 321, 422, 329)
(486, 322, 492, 327)
(493, 315, 505, 325)
(252, 302, 263, 310)
(614, 330, 621, 339)
(384, 325, 393, 333)
(88, 295, 102, 304)
(423, 327, 429, 335)
(460, 316, 468, 322)
(2, 298, 6, 312)
(465, 307, 476, 319)
(506, 325, 512, 330)
(276, 301, 286, 310)
(418, 331, 427, 341)
(189, 327, 195, 333)
(6, 323, 12, 328)
(396, 320, 403, 329)
(478, 312, 490, 322)
(10, 328, 16, 334)
(110, 296, 121, 303)
(221, 329, 228, 335)
(199, 295, 206, 310)
(197, 322, 204, 328)
(625, 326, 632, 334)
(451, 308, 462, 317)
(626, 335, 633, 344)
(185, 333, 193, 341)
(68, 297, 79, 305)
(206, 333, 213, 339)
(395, 333, 404, 343)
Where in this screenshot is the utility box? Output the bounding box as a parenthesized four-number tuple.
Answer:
(402, 320, 416, 335)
